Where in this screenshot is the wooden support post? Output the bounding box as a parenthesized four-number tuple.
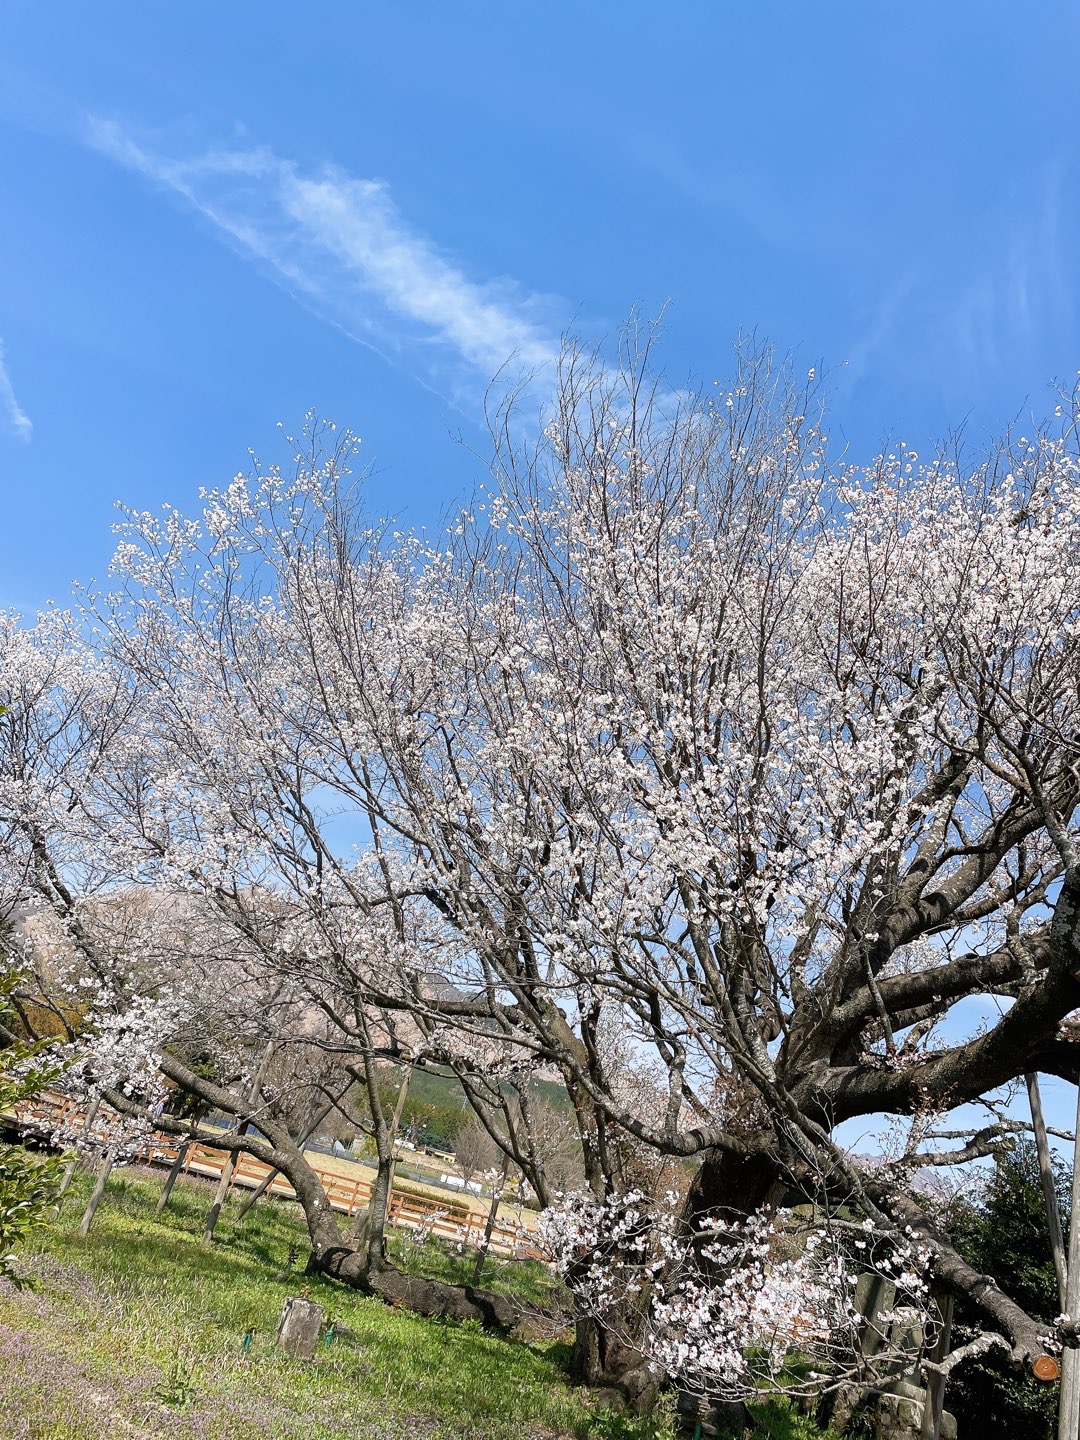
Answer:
(58, 1097, 101, 1198)
(78, 1142, 118, 1237)
(233, 1155, 279, 1222)
(1027, 1073, 1068, 1310)
(156, 1141, 190, 1214)
(203, 1040, 274, 1246)
(385, 1065, 411, 1204)
(351, 1065, 410, 1249)
(920, 1290, 954, 1440)
(236, 1091, 342, 1222)
(202, 1150, 238, 1245)
(1058, 1083, 1080, 1440)
(471, 1150, 511, 1286)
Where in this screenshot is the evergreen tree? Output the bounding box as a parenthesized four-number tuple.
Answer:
(948, 1139, 1065, 1440)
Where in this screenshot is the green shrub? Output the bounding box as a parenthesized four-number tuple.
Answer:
(0, 954, 65, 1283)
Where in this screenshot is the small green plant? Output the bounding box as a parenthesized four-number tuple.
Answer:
(160, 1345, 196, 1408)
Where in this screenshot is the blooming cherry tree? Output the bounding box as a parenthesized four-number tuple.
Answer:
(3, 336, 1078, 1401)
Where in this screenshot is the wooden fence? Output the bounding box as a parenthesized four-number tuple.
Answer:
(6, 1090, 547, 1262)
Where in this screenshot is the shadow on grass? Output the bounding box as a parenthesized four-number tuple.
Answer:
(26, 1166, 837, 1440)
(18, 1166, 608, 1440)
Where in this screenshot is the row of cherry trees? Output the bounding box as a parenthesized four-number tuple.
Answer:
(2, 336, 1078, 1407)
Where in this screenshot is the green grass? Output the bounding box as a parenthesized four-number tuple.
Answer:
(737, 1402, 844, 1440)
(0, 1167, 645, 1440)
(0, 1164, 838, 1440)
(390, 1228, 561, 1310)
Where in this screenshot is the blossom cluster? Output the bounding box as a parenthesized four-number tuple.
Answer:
(539, 1191, 935, 1399)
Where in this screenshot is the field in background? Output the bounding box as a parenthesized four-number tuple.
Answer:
(302, 1146, 541, 1229)
(5, 1088, 543, 1259)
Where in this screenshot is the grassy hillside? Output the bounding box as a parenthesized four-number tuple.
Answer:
(405, 1065, 569, 1115)
(0, 1164, 837, 1440)
(0, 1169, 596, 1440)
(389, 1067, 570, 1155)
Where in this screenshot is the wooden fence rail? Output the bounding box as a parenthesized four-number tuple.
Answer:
(5, 1090, 547, 1262)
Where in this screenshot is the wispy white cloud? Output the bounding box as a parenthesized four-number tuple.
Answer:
(838, 277, 916, 394)
(0, 339, 32, 442)
(635, 136, 865, 266)
(942, 161, 1073, 384)
(85, 116, 562, 402)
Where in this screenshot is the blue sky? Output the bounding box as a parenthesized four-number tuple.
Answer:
(1, 1, 1079, 616)
(1, 2, 1078, 1146)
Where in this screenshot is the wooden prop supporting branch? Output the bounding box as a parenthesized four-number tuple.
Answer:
(1027, 1073, 1068, 1310)
(236, 1089, 345, 1223)
(78, 1142, 118, 1237)
(202, 1150, 240, 1245)
(351, 1065, 410, 1251)
(919, 1289, 954, 1440)
(472, 1149, 511, 1287)
(155, 1141, 190, 1214)
(58, 1096, 100, 1198)
(384, 1065, 412, 1202)
(203, 1041, 274, 1246)
(1058, 1083, 1080, 1440)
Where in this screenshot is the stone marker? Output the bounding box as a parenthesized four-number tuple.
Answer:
(277, 1296, 325, 1359)
(876, 1377, 957, 1440)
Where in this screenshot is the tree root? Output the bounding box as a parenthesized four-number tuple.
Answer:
(311, 1245, 542, 1333)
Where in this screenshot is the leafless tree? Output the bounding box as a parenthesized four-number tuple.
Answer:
(455, 1111, 500, 1191)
